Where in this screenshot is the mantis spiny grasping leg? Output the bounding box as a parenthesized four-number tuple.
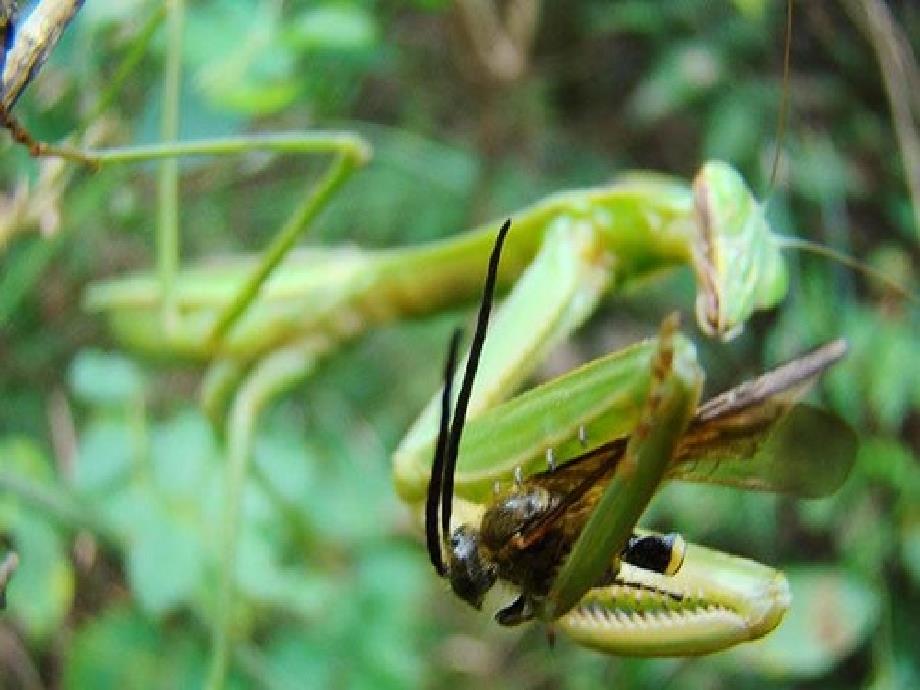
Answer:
(543, 314, 703, 621)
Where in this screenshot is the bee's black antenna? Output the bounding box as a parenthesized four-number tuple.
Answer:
(426, 329, 462, 576)
(441, 219, 512, 543)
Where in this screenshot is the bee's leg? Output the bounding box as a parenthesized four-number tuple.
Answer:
(578, 424, 588, 448)
(621, 533, 686, 576)
(494, 594, 535, 626)
(545, 447, 557, 471)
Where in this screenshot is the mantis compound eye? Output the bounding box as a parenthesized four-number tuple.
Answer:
(622, 533, 687, 576)
(447, 526, 497, 610)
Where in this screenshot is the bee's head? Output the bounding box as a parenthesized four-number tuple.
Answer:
(446, 525, 497, 610)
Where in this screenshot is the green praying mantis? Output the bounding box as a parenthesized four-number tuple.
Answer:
(85, 151, 857, 663)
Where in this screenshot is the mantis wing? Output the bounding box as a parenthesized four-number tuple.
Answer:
(669, 339, 856, 497)
(668, 403, 856, 498)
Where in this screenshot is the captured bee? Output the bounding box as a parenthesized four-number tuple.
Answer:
(425, 219, 854, 628)
(1, 0, 85, 160)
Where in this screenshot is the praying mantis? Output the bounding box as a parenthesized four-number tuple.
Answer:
(86, 152, 855, 665)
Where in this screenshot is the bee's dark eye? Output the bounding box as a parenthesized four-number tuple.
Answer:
(450, 535, 461, 549)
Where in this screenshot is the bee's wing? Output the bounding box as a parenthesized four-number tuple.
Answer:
(667, 340, 856, 497)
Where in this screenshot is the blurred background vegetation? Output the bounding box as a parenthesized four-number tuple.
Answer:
(1, 0, 918, 688)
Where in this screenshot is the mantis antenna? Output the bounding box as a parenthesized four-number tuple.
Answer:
(425, 218, 512, 575)
(765, 3, 915, 303)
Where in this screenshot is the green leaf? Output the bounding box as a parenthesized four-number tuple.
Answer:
(0, 439, 73, 640)
(5, 512, 74, 641)
(703, 88, 771, 164)
(791, 136, 856, 202)
(127, 503, 207, 616)
(263, 627, 336, 690)
(855, 436, 914, 488)
(73, 420, 135, 493)
(253, 429, 313, 506)
(902, 520, 920, 590)
(866, 327, 916, 432)
(730, 0, 768, 20)
(63, 605, 211, 690)
(150, 411, 217, 497)
(0, 437, 55, 485)
(628, 44, 724, 125)
(70, 350, 145, 406)
(288, 5, 379, 52)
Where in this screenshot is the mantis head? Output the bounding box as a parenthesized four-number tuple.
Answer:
(691, 161, 788, 340)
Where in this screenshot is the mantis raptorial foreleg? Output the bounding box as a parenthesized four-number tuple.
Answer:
(544, 314, 702, 621)
(558, 544, 792, 656)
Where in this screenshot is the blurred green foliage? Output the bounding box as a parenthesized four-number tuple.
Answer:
(1, 1, 918, 688)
